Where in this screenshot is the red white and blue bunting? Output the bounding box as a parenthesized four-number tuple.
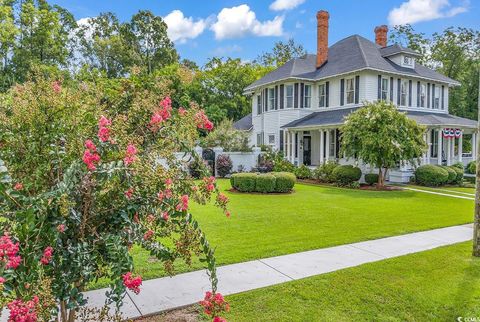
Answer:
(442, 128, 462, 138)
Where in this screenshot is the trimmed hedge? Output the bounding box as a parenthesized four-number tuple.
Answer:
(364, 173, 379, 186)
(231, 172, 296, 193)
(332, 165, 362, 186)
(295, 165, 312, 179)
(256, 174, 276, 193)
(415, 165, 449, 186)
(467, 161, 476, 175)
(450, 166, 464, 184)
(441, 166, 457, 184)
(232, 173, 257, 192)
(273, 172, 296, 193)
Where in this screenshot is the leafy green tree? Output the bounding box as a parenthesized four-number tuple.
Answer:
(389, 24, 431, 65)
(201, 119, 250, 151)
(0, 0, 17, 90)
(256, 38, 306, 67)
(341, 101, 426, 187)
(124, 10, 178, 74)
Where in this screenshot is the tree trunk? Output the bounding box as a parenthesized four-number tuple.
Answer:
(474, 66, 480, 257)
(377, 167, 383, 187)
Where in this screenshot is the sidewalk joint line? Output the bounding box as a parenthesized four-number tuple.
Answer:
(347, 244, 387, 259)
(126, 291, 143, 317)
(258, 259, 295, 281)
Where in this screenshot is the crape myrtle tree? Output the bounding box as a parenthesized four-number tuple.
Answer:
(340, 101, 426, 187)
(0, 73, 230, 321)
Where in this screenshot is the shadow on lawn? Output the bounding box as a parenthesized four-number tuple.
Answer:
(449, 254, 480, 320)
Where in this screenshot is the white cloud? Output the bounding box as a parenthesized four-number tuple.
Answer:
(388, 0, 468, 25)
(164, 10, 207, 43)
(270, 0, 306, 11)
(211, 4, 284, 40)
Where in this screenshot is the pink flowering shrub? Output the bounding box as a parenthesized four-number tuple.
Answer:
(200, 291, 230, 321)
(0, 76, 229, 322)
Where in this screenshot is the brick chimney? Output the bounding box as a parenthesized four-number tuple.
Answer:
(374, 25, 388, 47)
(316, 10, 329, 69)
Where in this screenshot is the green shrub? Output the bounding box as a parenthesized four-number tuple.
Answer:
(231, 173, 257, 192)
(467, 161, 476, 174)
(415, 165, 449, 186)
(364, 173, 379, 186)
(229, 176, 235, 188)
(441, 166, 457, 184)
(273, 159, 295, 172)
(313, 161, 338, 183)
(450, 166, 464, 184)
(332, 165, 362, 186)
(255, 174, 276, 193)
(452, 162, 464, 170)
(273, 172, 296, 193)
(294, 165, 312, 179)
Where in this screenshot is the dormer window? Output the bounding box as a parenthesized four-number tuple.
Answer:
(402, 55, 415, 68)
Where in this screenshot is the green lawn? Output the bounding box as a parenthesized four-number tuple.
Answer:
(223, 242, 480, 322)
(128, 180, 474, 284)
(407, 185, 475, 196)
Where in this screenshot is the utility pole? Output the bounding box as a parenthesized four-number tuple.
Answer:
(474, 65, 480, 257)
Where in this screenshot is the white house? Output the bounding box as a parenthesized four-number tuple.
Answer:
(235, 10, 477, 182)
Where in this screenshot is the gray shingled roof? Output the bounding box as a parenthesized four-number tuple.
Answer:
(244, 35, 459, 92)
(233, 113, 253, 131)
(281, 108, 477, 129)
(379, 44, 421, 57)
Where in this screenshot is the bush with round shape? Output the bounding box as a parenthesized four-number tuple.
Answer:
(415, 165, 449, 186)
(231, 173, 257, 192)
(332, 165, 362, 186)
(295, 164, 312, 179)
(467, 161, 476, 174)
(216, 154, 233, 178)
(441, 166, 457, 184)
(273, 159, 295, 173)
(450, 166, 464, 184)
(313, 161, 338, 183)
(273, 172, 296, 192)
(255, 173, 276, 193)
(364, 173, 379, 186)
(452, 162, 464, 170)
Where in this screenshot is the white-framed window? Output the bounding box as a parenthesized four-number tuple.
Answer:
(286, 84, 294, 108)
(329, 129, 335, 157)
(400, 79, 408, 106)
(434, 86, 440, 109)
(256, 132, 264, 146)
(403, 56, 413, 66)
(257, 94, 262, 114)
(304, 85, 311, 108)
(268, 134, 275, 145)
(420, 83, 426, 107)
(381, 78, 389, 101)
(430, 129, 438, 158)
(318, 83, 326, 107)
(346, 77, 355, 104)
(268, 88, 275, 111)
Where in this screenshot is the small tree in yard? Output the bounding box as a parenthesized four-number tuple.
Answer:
(0, 76, 230, 321)
(341, 101, 426, 187)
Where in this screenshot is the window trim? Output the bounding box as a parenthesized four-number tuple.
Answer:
(318, 83, 326, 108)
(419, 83, 426, 108)
(303, 84, 312, 108)
(268, 87, 275, 111)
(433, 86, 440, 109)
(268, 134, 276, 146)
(345, 77, 355, 105)
(381, 77, 389, 101)
(285, 84, 294, 109)
(400, 79, 409, 107)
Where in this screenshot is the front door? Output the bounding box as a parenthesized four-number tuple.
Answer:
(303, 136, 311, 165)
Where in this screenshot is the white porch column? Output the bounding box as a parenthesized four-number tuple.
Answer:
(446, 136, 451, 166)
(283, 130, 287, 156)
(459, 133, 463, 163)
(285, 131, 290, 161)
(422, 133, 427, 165)
(426, 130, 431, 164)
(292, 131, 296, 165)
(319, 130, 325, 164)
(437, 129, 443, 165)
(325, 129, 331, 161)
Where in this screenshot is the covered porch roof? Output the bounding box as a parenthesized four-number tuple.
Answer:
(282, 108, 477, 130)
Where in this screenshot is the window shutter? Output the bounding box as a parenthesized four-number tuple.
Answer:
(417, 81, 420, 106)
(300, 83, 305, 108)
(280, 85, 284, 109)
(397, 79, 401, 105)
(432, 84, 435, 107)
(325, 81, 330, 107)
(408, 80, 412, 107)
(294, 83, 299, 108)
(427, 83, 430, 108)
(377, 75, 382, 100)
(264, 88, 268, 111)
(441, 85, 445, 110)
(275, 85, 279, 110)
(260, 91, 264, 113)
(390, 77, 394, 101)
(355, 76, 360, 104)
(340, 79, 345, 106)
(279, 130, 284, 152)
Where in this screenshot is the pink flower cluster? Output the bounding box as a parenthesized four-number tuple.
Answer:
(40, 246, 53, 265)
(203, 176, 216, 192)
(98, 115, 112, 142)
(0, 276, 5, 284)
(143, 230, 154, 241)
(122, 272, 142, 294)
(199, 291, 229, 322)
(195, 110, 214, 131)
(82, 140, 100, 171)
(57, 224, 65, 233)
(7, 296, 39, 322)
(124, 144, 138, 166)
(124, 188, 134, 200)
(149, 97, 173, 129)
(52, 81, 62, 94)
(176, 195, 189, 212)
(0, 233, 21, 270)
(13, 182, 23, 191)
(157, 189, 172, 202)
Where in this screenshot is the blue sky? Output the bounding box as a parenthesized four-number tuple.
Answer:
(51, 0, 479, 65)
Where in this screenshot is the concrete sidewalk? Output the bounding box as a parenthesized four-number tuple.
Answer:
(78, 224, 473, 320)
